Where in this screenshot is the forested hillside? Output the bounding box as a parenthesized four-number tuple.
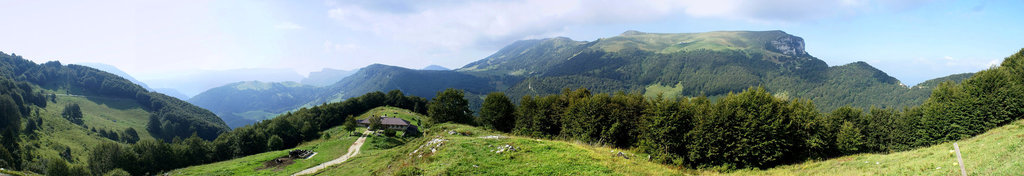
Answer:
(0, 52, 228, 140)
(0, 51, 234, 175)
(330, 31, 947, 112)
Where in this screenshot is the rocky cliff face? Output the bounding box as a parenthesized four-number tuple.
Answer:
(769, 35, 807, 56)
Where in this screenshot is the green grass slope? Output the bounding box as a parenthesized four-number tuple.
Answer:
(720, 119, 1024, 175)
(169, 106, 422, 175)
(173, 107, 683, 175)
(317, 123, 683, 176)
(17, 93, 157, 173)
(168, 126, 361, 176)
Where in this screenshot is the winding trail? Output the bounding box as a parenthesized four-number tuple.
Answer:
(293, 130, 371, 176)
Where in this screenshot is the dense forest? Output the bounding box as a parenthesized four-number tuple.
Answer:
(0, 52, 228, 141)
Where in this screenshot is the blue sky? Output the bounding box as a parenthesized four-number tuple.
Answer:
(0, 0, 1021, 86)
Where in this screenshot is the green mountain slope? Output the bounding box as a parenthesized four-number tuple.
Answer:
(0, 52, 227, 140)
(0, 51, 231, 174)
(188, 81, 319, 128)
(330, 30, 939, 112)
(912, 72, 974, 89)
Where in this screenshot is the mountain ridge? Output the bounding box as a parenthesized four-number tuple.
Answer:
(193, 30, 969, 128)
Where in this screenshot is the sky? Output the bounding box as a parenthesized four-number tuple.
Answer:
(0, 0, 1022, 86)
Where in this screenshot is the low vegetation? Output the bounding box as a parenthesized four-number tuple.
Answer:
(722, 119, 1024, 175)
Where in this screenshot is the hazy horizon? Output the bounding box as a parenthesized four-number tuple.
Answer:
(2, 0, 1023, 87)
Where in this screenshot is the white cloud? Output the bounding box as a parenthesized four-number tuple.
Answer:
(325, 0, 932, 53)
(274, 21, 304, 30)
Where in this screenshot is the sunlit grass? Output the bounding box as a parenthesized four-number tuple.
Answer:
(719, 119, 1024, 175)
(168, 126, 359, 176)
(22, 95, 154, 165)
(322, 123, 684, 176)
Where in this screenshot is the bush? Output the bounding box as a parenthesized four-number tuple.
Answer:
(103, 168, 131, 176)
(395, 166, 423, 176)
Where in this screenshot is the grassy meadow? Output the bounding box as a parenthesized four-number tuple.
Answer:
(169, 126, 361, 176)
(721, 119, 1024, 175)
(318, 123, 685, 176)
(19, 94, 155, 168)
(170, 106, 423, 175)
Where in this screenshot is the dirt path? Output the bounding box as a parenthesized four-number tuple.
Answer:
(292, 130, 371, 176)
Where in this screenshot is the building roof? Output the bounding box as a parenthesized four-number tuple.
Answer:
(381, 117, 411, 126)
(357, 117, 412, 126)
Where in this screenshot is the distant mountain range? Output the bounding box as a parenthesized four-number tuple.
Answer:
(190, 30, 974, 128)
(188, 81, 319, 128)
(142, 68, 306, 97)
(421, 65, 450, 70)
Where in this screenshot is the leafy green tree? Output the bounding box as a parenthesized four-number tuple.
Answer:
(636, 95, 697, 164)
(427, 88, 473, 125)
(46, 158, 70, 176)
(180, 133, 211, 164)
(479, 92, 516, 132)
(69, 164, 91, 176)
(0, 95, 20, 131)
(836, 121, 864, 154)
(123, 127, 140, 143)
(146, 116, 162, 139)
(686, 87, 808, 169)
(862, 107, 897, 152)
(132, 139, 173, 174)
(368, 116, 382, 131)
(0, 142, 15, 170)
(102, 168, 131, 176)
(59, 104, 81, 126)
(343, 115, 357, 132)
(267, 135, 284, 151)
